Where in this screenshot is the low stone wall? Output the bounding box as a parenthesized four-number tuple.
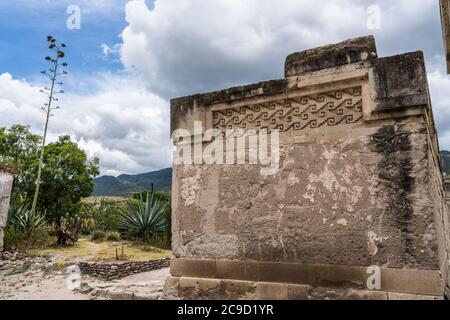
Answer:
(78, 258, 171, 280)
(0, 165, 15, 251)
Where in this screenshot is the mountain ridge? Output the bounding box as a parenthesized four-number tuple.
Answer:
(93, 168, 172, 197)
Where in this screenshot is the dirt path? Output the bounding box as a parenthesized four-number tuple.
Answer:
(1, 273, 89, 300)
(0, 257, 170, 300)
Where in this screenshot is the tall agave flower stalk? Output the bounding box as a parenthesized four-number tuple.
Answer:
(31, 35, 68, 214)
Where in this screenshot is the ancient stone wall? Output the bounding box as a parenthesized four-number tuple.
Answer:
(78, 258, 170, 280)
(441, 0, 450, 74)
(0, 165, 15, 251)
(167, 36, 450, 299)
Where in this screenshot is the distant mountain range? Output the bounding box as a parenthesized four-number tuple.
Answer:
(93, 168, 172, 197)
(92, 151, 450, 197)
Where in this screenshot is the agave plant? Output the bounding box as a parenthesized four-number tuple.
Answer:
(8, 203, 47, 240)
(117, 193, 168, 239)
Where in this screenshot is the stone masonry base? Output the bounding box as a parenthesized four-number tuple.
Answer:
(164, 276, 442, 300)
(164, 258, 447, 300)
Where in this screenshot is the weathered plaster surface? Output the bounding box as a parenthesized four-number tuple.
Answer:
(173, 123, 442, 270)
(0, 166, 15, 251)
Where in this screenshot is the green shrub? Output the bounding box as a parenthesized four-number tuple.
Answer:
(8, 203, 47, 240)
(90, 230, 106, 242)
(4, 203, 49, 250)
(4, 225, 50, 251)
(132, 191, 171, 204)
(80, 200, 120, 233)
(129, 191, 171, 248)
(105, 231, 121, 241)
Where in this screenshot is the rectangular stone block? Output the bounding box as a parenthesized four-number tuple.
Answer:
(309, 288, 388, 300)
(255, 282, 289, 300)
(178, 277, 221, 300)
(258, 261, 310, 285)
(216, 260, 260, 282)
(387, 292, 443, 300)
(170, 258, 216, 278)
(325, 265, 366, 288)
(220, 279, 257, 300)
(284, 36, 377, 77)
(380, 269, 442, 296)
(163, 276, 180, 298)
(372, 52, 429, 112)
(287, 284, 310, 300)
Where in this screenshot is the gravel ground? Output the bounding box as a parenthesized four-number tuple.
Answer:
(0, 252, 170, 300)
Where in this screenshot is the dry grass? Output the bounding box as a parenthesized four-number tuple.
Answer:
(30, 237, 171, 263)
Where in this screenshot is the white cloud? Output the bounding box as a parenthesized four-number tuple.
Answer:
(120, 0, 441, 99)
(119, 0, 450, 152)
(0, 72, 171, 176)
(2, 0, 450, 179)
(101, 43, 122, 56)
(0, 73, 46, 126)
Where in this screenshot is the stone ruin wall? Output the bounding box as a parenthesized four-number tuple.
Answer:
(441, 0, 450, 74)
(0, 165, 15, 251)
(166, 36, 450, 299)
(78, 258, 171, 280)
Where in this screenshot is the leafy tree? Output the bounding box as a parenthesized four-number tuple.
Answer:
(0, 126, 99, 226)
(0, 125, 40, 203)
(38, 135, 99, 222)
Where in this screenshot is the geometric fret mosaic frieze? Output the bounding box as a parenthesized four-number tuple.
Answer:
(213, 87, 364, 133)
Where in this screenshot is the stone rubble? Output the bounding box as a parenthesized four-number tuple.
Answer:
(0, 252, 171, 300)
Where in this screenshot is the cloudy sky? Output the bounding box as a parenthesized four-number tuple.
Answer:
(0, 0, 449, 176)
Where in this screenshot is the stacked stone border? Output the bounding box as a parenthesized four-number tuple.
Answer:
(165, 276, 443, 300)
(164, 258, 445, 300)
(78, 258, 170, 280)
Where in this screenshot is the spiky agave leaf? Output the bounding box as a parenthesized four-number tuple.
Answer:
(9, 205, 47, 239)
(118, 193, 168, 237)
(7, 202, 28, 222)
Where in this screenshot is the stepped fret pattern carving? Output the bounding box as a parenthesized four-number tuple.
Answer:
(213, 87, 364, 133)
